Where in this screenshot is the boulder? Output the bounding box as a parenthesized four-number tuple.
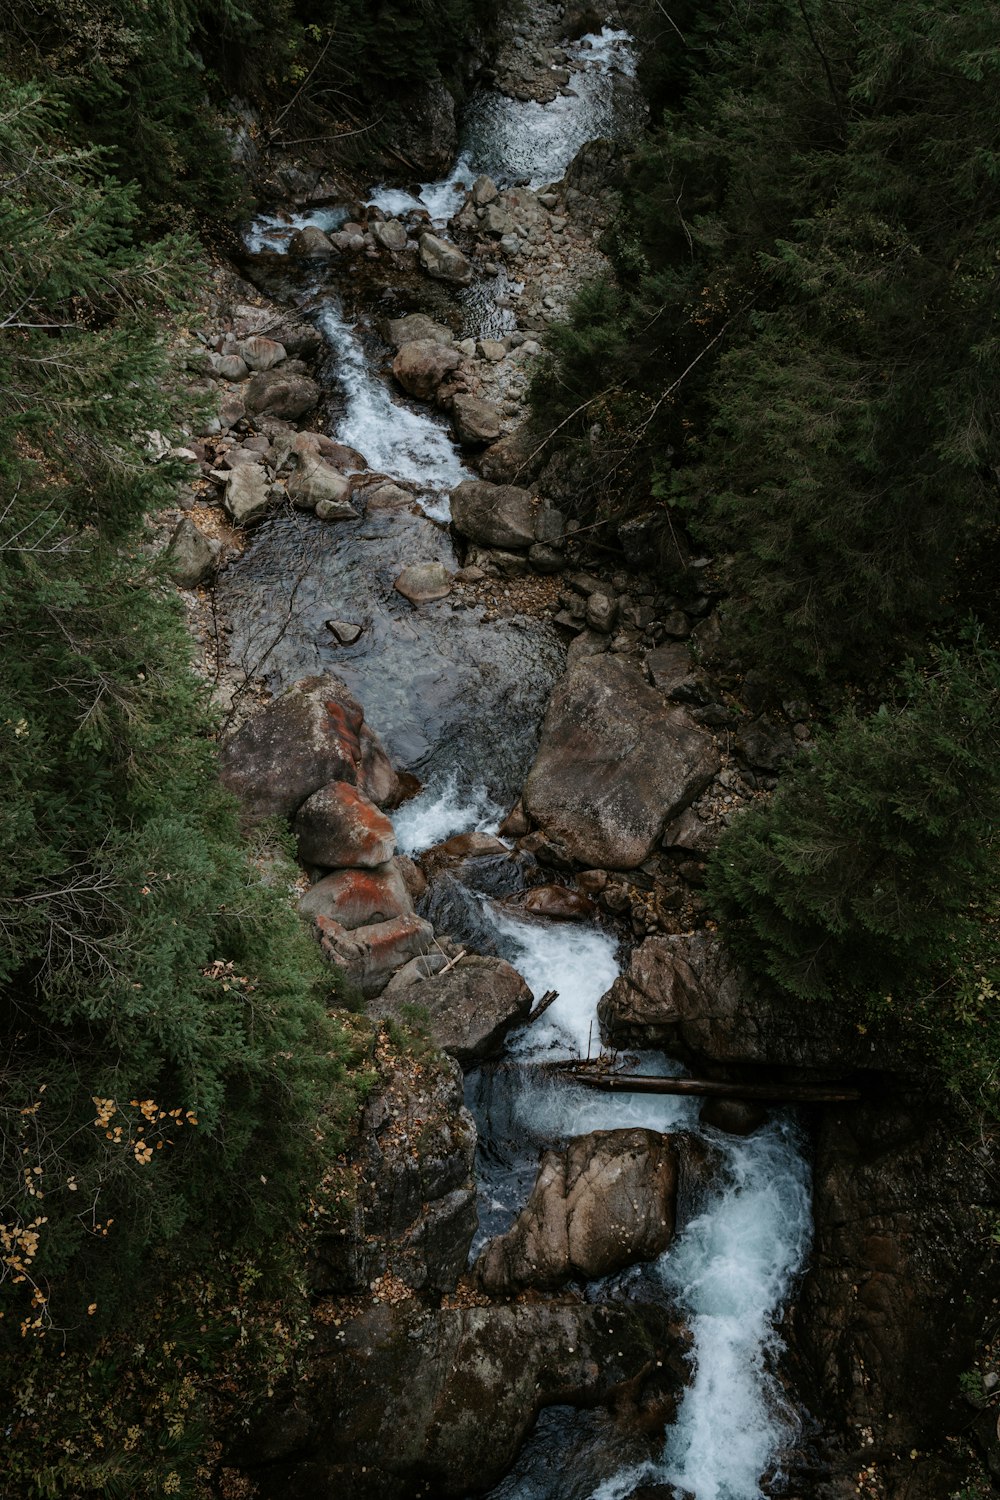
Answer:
(392, 339, 461, 401)
(294, 781, 396, 868)
(479, 425, 542, 485)
(289, 225, 335, 257)
(218, 675, 400, 823)
(585, 591, 618, 634)
(373, 953, 531, 1066)
(370, 218, 408, 252)
(316, 911, 433, 997)
(300, 862, 412, 930)
(166, 517, 219, 587)
(471, 175, 499, 206)
(481, 202, 515, 238)
(420, 831, 511, 881)
(736, 715, 798, 773)
(394, 561, 453, 604)
(287, 455, 356, 514)
(419, 233, 473, 286)
(238, 335, 286, 371)
(523, 656, 721, 869)
(563, 2, 606, 39)
(645, 642, 708, 705)
(476, 1129, 678, 1294)
(243, 368, 320, 422)
(208, 352, 249, 382)
(387, 313, 454, 349)
(450, 479, 536, 550)
(223, 464, 274, 525)
(518, 885, 597, 922)
(452, 393, 502, 446)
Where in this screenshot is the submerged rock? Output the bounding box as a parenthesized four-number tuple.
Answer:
(523, 655, 720, 869)
(476, 1128, 678, 1294)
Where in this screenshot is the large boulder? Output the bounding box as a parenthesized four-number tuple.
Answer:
(309, 1051, 476, 1298)
(300, 862, 413, 931)
(316, 912, 434, 997)
(243, 368, 321, 421)
(522, 656, 720, 869)
(387, 313, 453, 349)
(294, 782, 396, 869)
(392, 339, 461, 401)
(238, 335, 286, 371)
(289, 225, 335, 257)
(452, 393, 501, 445)
(450, 479, 537, 550)
(218, 676, 400, 824)
(476, 1129, 677, 1295)
(373, 953, 532, 1066)
(418, 233, 473, 286)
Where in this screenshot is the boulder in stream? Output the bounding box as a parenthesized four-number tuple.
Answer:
(316, 911, 434, 998)
(476, 1128, 678, 1294)
(523, 655, 721, 869)
(392, 339, 461, 401)
(393, 561, 453, 604)
(450, 478, 537, 550)
(300, 861, 413, 932)
(370, 218, 408, 252)
(294, 781, 396, 869)
(286, 454, 355, 514)
(289, 225, 335, 257)
(452, 393, 502, 445)
(418, 232, 473, 285)
(518, 884, 597, 921)
(373, 952, 532, 1067)
(218, 675, 400, 824)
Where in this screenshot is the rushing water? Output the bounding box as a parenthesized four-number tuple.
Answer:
(235, 23, 813, 1498)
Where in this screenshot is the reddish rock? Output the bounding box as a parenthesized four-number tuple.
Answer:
(316, 912, 435, 997)
(300, 862, 412, 930)
(295, 781, 396, 868)
(519, 885, 597, 922)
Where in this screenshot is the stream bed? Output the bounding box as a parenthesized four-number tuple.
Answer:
(228, 20, 813, 1499)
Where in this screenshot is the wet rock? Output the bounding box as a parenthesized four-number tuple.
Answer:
(387, 313, 454, 349)
(563, 3, 607, 39)
(374, 953, 532, 1066)
(289, 225, 335, 257)
(364, 481, 416, 514)
(499, 802, 529, 838)
(392, 339, 461, 401)
(294, 781, 396, 868)
(300, 861, 412, 930)
(518, 885, 597, 921)
(218, 675, 400, 823)
(166, 517, 219, 587)
(316, 911, 434, 997)
(452, 393, 502, 445)
(394, 561, 453, 604)
(420, 831, 511, 881)
(287, 454, 355, 512)
(223, 463, 274, 525)
(243, 368, 321, 421)
(370, 218, 408, 252)
(419, 232, 473, 285)
(249, 1297, 686, 1499)
(238, 335, 286, 371)
(699, 1097, 768, 1136)
(450, 479, 536, 550)
(309, 1052, 476, 1297)
(523, 656, 721, 869)
(476, 1129, 678, 1294)
(325, 619, 363, 646)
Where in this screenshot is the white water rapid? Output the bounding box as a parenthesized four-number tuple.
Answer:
(241, 23, 813, 1497)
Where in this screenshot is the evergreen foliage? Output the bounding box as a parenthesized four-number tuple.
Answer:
(708, 637, 1000, 1109)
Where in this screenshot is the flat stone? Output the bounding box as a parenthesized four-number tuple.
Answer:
(325, 619, 364, 645)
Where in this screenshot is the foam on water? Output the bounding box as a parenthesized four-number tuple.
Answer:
(244, 206, 347, 254)
(392, 774, 503, 854)
(314, 302, 469, 503)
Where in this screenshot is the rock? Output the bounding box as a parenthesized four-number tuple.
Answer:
(450, 479, 536, 550)
(316, 912, 435, 997)
(477, 339, 506, 362)
(736, 715, 798, 773)
(325, 619, 363, 646)
(300, 862, 412, 930)
(533, 505, 565, 547)
(420, 831, 511, 881)
(287, 455, 355, 512)
(218, 675, 400, 823)
(699, 1097, 768, 1136)
(661, 806, 721, 856)
(309, 1051, 476, 1297)
(238, 335, 286, 371)
(563, 3, 606, 39)
(294, 781, 396, 869)
(393, 77, 457, 178)
(243, 368, 320, 421)
(223, 464, 274, 525)
(451, 393, 502, 445)
(482, 202, 515, 237)
(519, 885, 597, 921)
(209, 352, 249, 382)
(585, 591, 618, 634)
(370, 218, 408, 252)
(646, 643, 708, 705)
(471, 175, 499, 206)
(387, 313, 454, 349)
(394, 561, 453, 604)
(392, 339, 461, 401)
(523, 656, 721, 869)
(166, 517, 218, 587)
(499, 802, 529, 838)
(289, 225, 335, 257)
(316, 496, 359, 522)
(323, 442, 368, 473)
(373, 953, 532, 1066)
(476, 1129, 678, 1294)
(566, 629, 609, 668)
(529, 542, 564, 574)
(418, 232, 473, 286)
(479, 425, 541, 485)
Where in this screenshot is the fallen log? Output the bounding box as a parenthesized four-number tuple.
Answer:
(558, 1071, 863, 1104)
(526, 989, 559, 1025)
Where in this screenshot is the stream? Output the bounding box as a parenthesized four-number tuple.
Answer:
(229, 21, 813, 1500)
